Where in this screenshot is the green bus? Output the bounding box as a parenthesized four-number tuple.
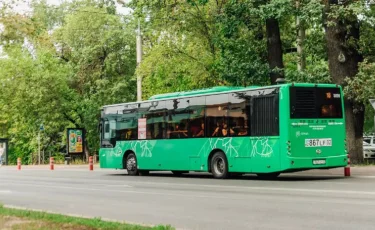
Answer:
(99, 82, 348, 179)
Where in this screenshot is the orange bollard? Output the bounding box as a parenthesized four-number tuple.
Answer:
(50, 157, 54, 170)
(344, 154, 350, 177)
(89, 156, 93, 171)
(17, 158, 21, 170)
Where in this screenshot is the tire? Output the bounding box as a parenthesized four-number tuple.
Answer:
(256, 172, 280, 180)
(125, 153, 138, 176)
(211, 151, 229, 179)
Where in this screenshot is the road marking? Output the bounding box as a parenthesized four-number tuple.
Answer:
(92, 184, 134, 188)
(356, 176, 375, 179)
(3, 181, 375, 197)
(3, 182, 375, 208)
(0, 190, 12, 194)
(0, 176, 366, 191)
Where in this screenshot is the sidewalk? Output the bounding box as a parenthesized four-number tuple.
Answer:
(289, 166, 375, 177)
(1, 164, 374, 176)
(0, 164, 101, 170)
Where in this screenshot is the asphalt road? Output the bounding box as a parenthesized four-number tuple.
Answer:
(1, 166, 375, 230)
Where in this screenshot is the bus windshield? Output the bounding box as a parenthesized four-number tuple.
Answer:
(289, 86, 343, 119)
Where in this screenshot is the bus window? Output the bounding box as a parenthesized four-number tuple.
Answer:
(206, 94, 229, 137)
(166, 99, 189, 139)
(104, 121, 110, 139)
(229, 92, 250, 137)
(187, 97, 205, 137)
(290, 87, 343, 119)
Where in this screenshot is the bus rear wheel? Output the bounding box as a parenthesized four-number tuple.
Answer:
(126, 153, 138, 176)
(211, 151, 229, 179)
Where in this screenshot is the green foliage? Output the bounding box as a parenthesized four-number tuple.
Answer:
(0, 205, 174, 229)
(1, 0, 375, 163)
(0, 0, 137, 164)
(344, 60, 375, 103)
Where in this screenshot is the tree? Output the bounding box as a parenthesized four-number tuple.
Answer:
(0, 0, 138, 163)
(323, 0, 364, 163)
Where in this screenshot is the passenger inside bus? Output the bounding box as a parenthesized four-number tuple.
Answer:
(212, 121, 235, 137)
(170, 123, 188, 138)
(212, 121, 221, 137)
(222, 122, 235, 136)
(321, 104, 338, 117)
(193, 123, 204, 137)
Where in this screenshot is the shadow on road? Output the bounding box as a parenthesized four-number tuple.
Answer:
(106, 171, 345, 182)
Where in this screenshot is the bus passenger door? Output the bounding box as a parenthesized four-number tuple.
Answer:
(99, 119, 118, 168)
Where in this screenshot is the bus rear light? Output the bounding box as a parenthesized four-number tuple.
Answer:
(287, 141, 291, 155)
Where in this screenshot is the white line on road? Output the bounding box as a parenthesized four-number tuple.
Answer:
(0, 190, 12, 194)
(92, 184, 134, 188)
(3, 181, 375, 198)
(3, 182, 375, 208)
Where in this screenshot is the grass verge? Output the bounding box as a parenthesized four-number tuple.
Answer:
(0, 205, 174, 230)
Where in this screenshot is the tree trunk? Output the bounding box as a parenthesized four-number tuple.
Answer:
(84, 139, 90, 163)
(266, 18, 284, 84)
(344, 100, 365, 164)
(323, 0, 364, 164)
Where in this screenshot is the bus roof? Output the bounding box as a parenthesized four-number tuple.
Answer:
(148, 86, 259, 100)
(101, 83, 341, 110)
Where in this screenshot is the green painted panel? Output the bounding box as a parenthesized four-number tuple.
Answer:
(99, 136, 283, 173)
(288, 119, 346, 157)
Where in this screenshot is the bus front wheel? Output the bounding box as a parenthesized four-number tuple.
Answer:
(211, 151, 229, 179)
(126, 153, 138, 176)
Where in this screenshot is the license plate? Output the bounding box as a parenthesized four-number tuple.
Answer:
(313, 159, 326, 165)
(305, 138, 332, 147)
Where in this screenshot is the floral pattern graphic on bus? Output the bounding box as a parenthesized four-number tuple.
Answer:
(198, 138, 240, 157)
(250, 137, 273, 158)
(113, 147, 123, 157)
(112, 140, 155, 158)
(139, 141, 154, 157)
(129, 141, 154, 157)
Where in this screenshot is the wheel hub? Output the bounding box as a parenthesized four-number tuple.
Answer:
(213, 157, 224, 175)
(127, 157, 136, 171)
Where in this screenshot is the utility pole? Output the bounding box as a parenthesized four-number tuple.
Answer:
(136, 19, 142, 101)
(38, 124, 44, 165)
(38, 131, 40, 165)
